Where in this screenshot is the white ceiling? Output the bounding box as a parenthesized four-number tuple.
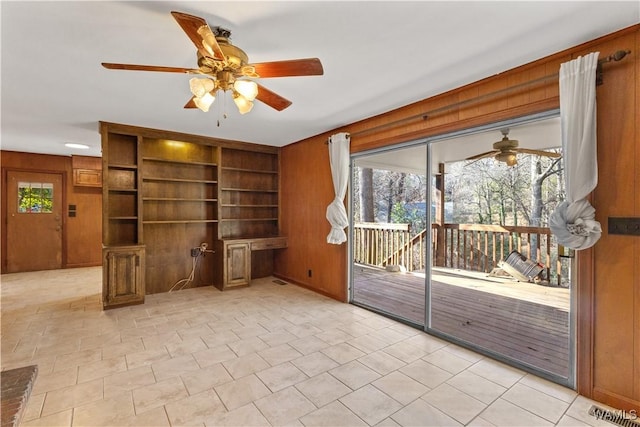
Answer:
(1, 1, 638, 158)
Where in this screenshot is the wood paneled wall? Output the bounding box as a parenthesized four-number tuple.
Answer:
(275, 136, 347, 301)
(276, 25, 640, 412)
(1, 151, 102, 271)
(586, 28, 640, 413)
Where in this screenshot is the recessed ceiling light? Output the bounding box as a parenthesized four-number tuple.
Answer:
(65, 143, 90, 149)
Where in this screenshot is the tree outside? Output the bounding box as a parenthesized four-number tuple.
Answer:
(17, 182, 54, 213)
(353, 150, 568, 284)
(445, 151, 563, 227)
(354, 151, 563, 230)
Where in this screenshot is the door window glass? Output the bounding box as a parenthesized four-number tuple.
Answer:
(17, 181, 54, 213)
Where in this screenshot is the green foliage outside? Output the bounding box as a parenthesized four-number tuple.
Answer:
(390, 202, 426, 235)
(18, 186, 53, 213)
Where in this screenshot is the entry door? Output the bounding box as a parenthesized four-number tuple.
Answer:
(6, 171, 63, 272)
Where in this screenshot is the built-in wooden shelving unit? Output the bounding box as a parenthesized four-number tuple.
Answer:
(101, 122, 286, 303)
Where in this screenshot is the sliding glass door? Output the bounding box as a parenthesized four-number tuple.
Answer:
(350, 113, 574, 386)
(351, 144, 427, 327)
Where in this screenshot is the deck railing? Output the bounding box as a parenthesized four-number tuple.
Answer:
(353, 222, 565, 285)
(353, 223, 414, 269)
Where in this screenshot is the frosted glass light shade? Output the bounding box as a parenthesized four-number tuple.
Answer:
(194, 92, 216, 112)
(233, 94, 253, 114)
(234, 80, 258, 101)
(189, 78, 215, 98)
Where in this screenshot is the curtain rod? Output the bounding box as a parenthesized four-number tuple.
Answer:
(343, 49, 631, 140)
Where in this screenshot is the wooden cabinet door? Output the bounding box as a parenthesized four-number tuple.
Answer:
(103, 245, 145, 309)
(225, 242, 250, 287)
(73, 169, 102, 187)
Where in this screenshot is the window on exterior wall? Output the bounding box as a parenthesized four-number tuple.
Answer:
(17, 181, 54, 213)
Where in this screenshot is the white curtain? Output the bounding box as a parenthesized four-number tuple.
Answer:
(326, 132, 350, 244)
(549, 52, 602, 250)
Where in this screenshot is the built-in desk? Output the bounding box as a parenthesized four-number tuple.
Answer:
(215, 237, 287, 290)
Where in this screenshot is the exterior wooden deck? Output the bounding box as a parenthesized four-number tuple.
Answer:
(352, 264, 571, 378)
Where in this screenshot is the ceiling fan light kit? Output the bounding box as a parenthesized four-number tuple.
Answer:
(233, 91, 254, 114)
(188, 76, 257, 113)
(495, 151, 518, 166)
(465, 128, 561, 167)
(102, 11, 324, 117)
(189, 77, 214, 97)
(234, 80, 258, 101)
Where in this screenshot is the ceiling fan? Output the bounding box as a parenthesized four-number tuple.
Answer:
(465, 129, 561, 167)
(102, 11, 324, 114)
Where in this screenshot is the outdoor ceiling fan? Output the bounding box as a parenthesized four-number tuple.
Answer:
(465, 129, 561, 167)
(102, 11, 324, 115)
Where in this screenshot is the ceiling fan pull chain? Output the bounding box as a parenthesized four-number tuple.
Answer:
(223, 91, 229, 120)
(216, 91, 229, 127)
(216, 93, 221, 127)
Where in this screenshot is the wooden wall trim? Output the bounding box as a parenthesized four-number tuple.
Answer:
(634, 25, 640, 409)
(576, 247, 595, 398)
(593, 388, 640, 413)
(352, 98, 561, 153)
(273, 273, 345, 302)
(99, 121, 279, 154)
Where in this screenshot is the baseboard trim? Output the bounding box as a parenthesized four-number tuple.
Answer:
(272, 273, 345, 302)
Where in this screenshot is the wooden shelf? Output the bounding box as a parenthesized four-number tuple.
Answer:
(143, 198, 217, 202)
(221, 188, 277, 193)
(108, 163, 138, 170)
(143, 177, 217, 184)
(142, 220, 218, 224)
(220, 218, 278, 222)
(220, 204, 278, 208)
(109, 188, 138, 193)
(218, 147, 280, 242)
(143, 157, 217, 167)
(221, 167, 277, 174)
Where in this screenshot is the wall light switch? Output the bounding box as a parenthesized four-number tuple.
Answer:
(608, 217, 640, 236)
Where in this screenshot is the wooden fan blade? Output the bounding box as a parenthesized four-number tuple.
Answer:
(518, 148, 562, 158)
(255, 84, 292, 111)
(102, 63, 199, 74)
(171, 11, 225, 61)
(466, 150, 498, 161)
(250, 58, 324, 78)
(184, 97, 197, 109)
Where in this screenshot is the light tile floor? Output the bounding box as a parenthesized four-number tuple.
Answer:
(0, 267, 617, 426)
